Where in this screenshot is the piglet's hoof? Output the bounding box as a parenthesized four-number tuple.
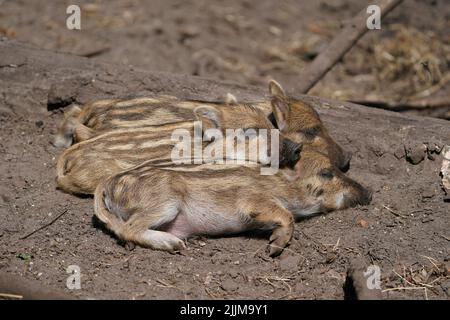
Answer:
(268, 228, 291, 257)
(268, 243, 284, 257)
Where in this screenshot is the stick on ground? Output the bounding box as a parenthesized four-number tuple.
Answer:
(350, 95, 450, 112)
(297, 0, 403, 94)
(20, 208, 69, 240)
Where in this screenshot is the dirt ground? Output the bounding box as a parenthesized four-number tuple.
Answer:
(1, 0, 449, 117)
(0, 0, 449, 300)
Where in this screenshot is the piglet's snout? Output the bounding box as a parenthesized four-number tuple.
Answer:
(352, 184, 372, 206)
(358, 187, 372, 205)
(343, 178, 373, 208)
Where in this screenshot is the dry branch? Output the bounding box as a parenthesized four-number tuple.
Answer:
(297, 0, 403, 94)
(350, 96, 450, 112)
(20, 208, 69, 240)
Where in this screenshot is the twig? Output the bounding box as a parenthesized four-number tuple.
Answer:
(79, 47, 110, 58)
(254, 275, 293, 282)
(156, 279, 176, 288)
(393, 270, 415, 287)
(382, 205, 406, 218)
(419, 255, 441, 273)
(98, 255, 135, 267)
(20, 209, 69, 240)
(332, 237, 341, 252)
(204, 287, 218, 299)
(382, 286, 427, 292)
(383, 286, 429, 300)
(393, 270, 435, 289)
(350, 95, 450, 112)
(344, 247, 361, 255)
(427, 277, 442, 286)
(410, 73, 450, 99)
(0, 293, 23, 299)
(296, 0, 404, 93)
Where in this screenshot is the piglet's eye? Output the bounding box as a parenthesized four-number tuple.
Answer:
(319, 168, 334, 180)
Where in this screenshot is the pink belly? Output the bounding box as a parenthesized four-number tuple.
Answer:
(159, 210, 245, 239)
(159, 212, 197, 239)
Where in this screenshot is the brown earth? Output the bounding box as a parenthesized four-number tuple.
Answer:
(1, 0, 449, 117)
(0, 1, 449, 300)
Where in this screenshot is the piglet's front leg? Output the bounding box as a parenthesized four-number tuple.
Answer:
(243, 202, 294, 257)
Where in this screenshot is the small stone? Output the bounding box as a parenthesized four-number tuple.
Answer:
(198, 240, 206, 247)
(421, 189, 435, 200)
(279, 255, 300, 271)
(421, 217, 434, 223)
(421, 269, 428, 278)
(358, 219, 369, 228)
(204, 272, 213, 285)
(179, 25, 199, 38)
(269, 26, 282, 36)
(151, 19, 163, 34)
(405, 143, 427, 165)
(221, 279, 239, 292)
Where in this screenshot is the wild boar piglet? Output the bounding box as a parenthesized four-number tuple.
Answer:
(267, 81, 352, 172)
(53, 94, 250, 148)
(56, 111, 301, 195)
(94, 149, 371, 257)
(54, 81, 351, 173)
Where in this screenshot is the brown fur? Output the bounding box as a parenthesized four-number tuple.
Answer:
(56, 110, 296, 195)
(53, 105, 83, 148)
(53, 95, 237, 147)
(268, 80, 352, 171)
(94, 150, 371, 256)
(56, 122, 193, 195)
(54, 82, 351, 171)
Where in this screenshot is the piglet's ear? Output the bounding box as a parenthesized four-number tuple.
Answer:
(194, 106, 223, 131)
(271, 96, 290, 132)
(269, 80, 286, 98)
